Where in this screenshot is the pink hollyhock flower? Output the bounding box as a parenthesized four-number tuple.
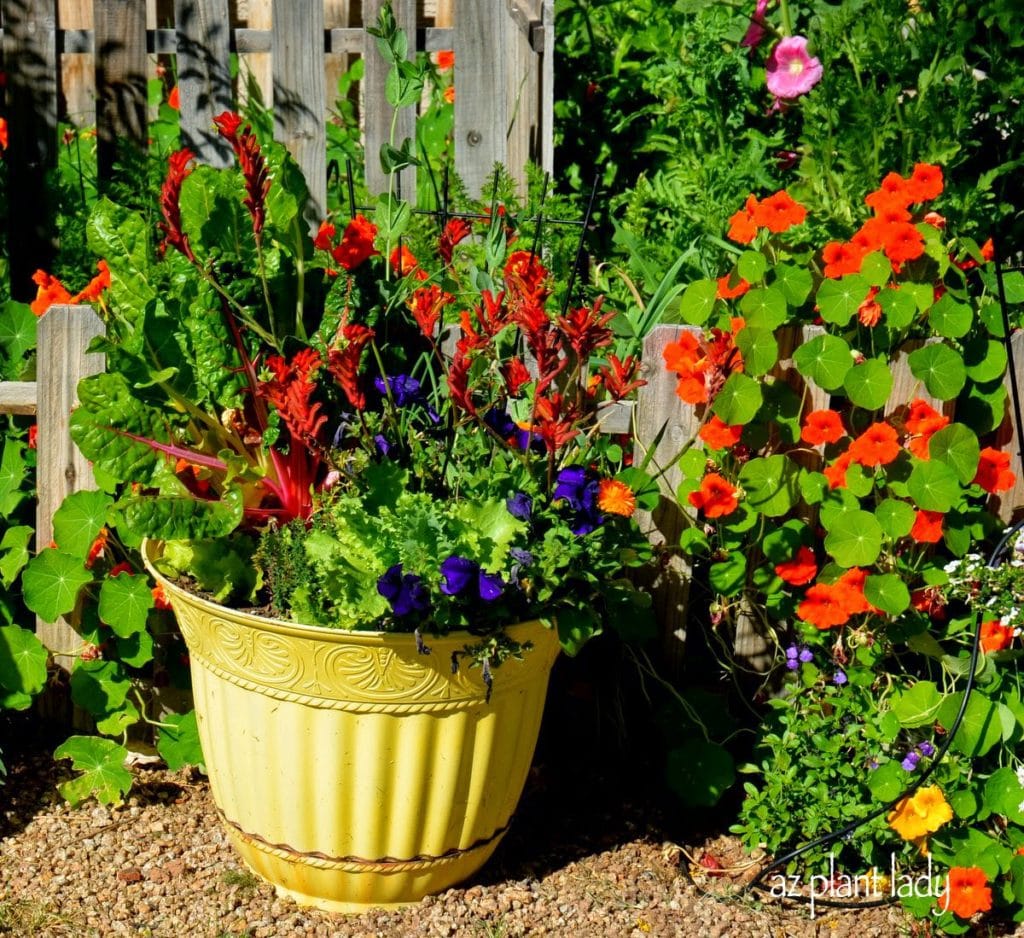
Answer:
(766, 36, 823, 99)
(740, 0, 770, 49)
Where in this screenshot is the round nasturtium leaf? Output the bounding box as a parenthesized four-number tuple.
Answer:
(739, 285, 788, 329)
(824, 509, 884, 567)
(928, 293, 973, 339)
(928, 424, 980, 484)
(843, 358, 893, 410)
(908, 343, 967, 401)
(738, 455, 801, 518)
(963, 336, 1008, 384)
(762, 520, 809, 563)
(709, 553, 747, 597)
(875, 498, 916, 539)
(817, 274, 871, 326)
(860, 251, 893, 288)
(907, 460, 962, 512)
(734, 327, 778, 377)
(792, 334, 853, 391)
(864, 573, 911, 615)
(737, 250, 768, 283)
(983, 767, 1024, 825)
(0, 625, 48, 699)
(773, 263, 812, 306)
(22, 549, 95, 624)
(877, 287, 917, 330)
(680, 279, 718, 325)
(713, 372, 763, 425)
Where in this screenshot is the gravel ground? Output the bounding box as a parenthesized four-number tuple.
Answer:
(0, 730, 946, 938)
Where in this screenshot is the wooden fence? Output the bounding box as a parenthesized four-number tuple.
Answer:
(0, 0, 554, 299)
(3, 310, 1023, 680)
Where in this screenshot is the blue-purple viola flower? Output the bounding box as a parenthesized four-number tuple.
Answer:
(439, 555, 505, 602)
(506, 492, 533, 521)
(552, 466, 603, 535)
(375, 374, 440, 422)
(377, 563, 429, 618)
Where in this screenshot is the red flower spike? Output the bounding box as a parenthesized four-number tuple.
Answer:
(532, 393, 580, 453)
(257, 348, 327, 446)
(447, 339, 477, 416)
(158, 147, 197, 261)
(556, 297, 615, 360)
(504, 250, 551, 314)
(408, 283, 454, 339)
(439, 217, 472, 265)
(325, 323, 375, 411)
(213, 111, 270, 235)
(502, 357, 532, 397)
(597, 354, 646, 401)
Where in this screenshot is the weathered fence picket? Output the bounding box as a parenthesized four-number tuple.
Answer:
(0, 0, 555, 298)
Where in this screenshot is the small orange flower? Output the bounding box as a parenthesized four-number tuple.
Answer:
(821, 240, 868, 279)
(865, 172, 913, 211)
(688, 473, 739, 518)
(836, 567, 872, 615)
(85, 528, 109, 569)
(436, 49, 455, 71)
(907, 162, 944, 203)
(823, 450, 853, 490)
(152, 584, 173, 611)
(937, 866, 992, 919)
(849, 422, 901, 467)
(905, 399, 949, 436)
(980, 620, 1014, 653)
(750, 190, 807, 233)
(716, 273, 750, 300)
(597, 479, 637, 517)
(974, 447, 1016, 493)
(0, 116, 7, 151)
(443, 85, 455, 104)
(910, 509, 944, 543)
(30, 269, 73, 316)
(699, 416, 744, 450)
(168, 85, 180, 110)
(726, 194, 759, 244)
(797, 582, 851, 629)
(73, 260, 111, 303)
(857, 286, 882, 327)
(313, 221, 336, 251)
(27, 425, 38, 450)
(883, 222, 926, 264)
(801, 410, 845, 445)
(775, 546, 817, 586)
(923, 210, 947, 229)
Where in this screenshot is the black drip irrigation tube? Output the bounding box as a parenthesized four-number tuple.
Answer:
(705, 253, 1024, 913)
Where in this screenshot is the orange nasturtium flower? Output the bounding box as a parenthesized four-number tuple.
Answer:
(848, 422, 901, 467)
(716, 273, 750, 300)
(980, 620, 1014, 654)
(774, 546, 817, 586)
(907, 162, 944, 203)
(726, 194, 760, 244)
(882, 221, 926, 264)
(797, 581, 852, 629)
(699, 416, 744, 450)
(688, 473, 739, 518)
(663, 319, 745, 405)
(974, 447, 1016, 494)
(905, 399, 949, 458)
(750, 190, 807, 233)
(596, 479, 637, 517)
(0, 116, 7, 151)
(821, 240, 867, 278)
(801, 409, 845, 445)
(937, 866, 992, 919)
(823, 450, 854, 490)
(910, 510, 944, 544)
(857, 286, 882, 327)
(887, 785, 953, 841)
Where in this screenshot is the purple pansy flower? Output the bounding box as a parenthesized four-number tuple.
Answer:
(553, 466, 603, 535)
(506, 492, 533, 521)
(375, 374, 440, 422)
(377, 564, 429, 618)
(439, 555, 504, 602)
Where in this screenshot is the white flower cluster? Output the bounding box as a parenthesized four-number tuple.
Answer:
(943, 534, 1024, 630)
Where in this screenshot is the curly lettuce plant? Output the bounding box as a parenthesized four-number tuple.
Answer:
(662, 164, 1024, 929)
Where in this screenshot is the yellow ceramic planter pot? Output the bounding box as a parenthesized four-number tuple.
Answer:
(145, 548, 560, 912)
